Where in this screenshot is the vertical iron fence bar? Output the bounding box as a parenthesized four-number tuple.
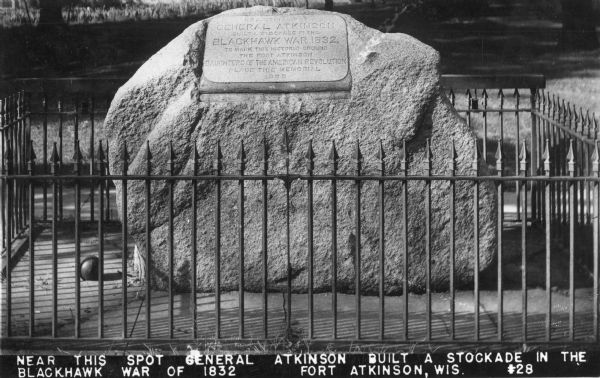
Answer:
(42, 95, 48, 221)
(14, 94, 20, 235)
(192, 147, 199, 339)
(145, 141, 152, 338)
(168, 142, 175, 339)
(10, 95, 15, 239)
(18, 92, 24, 232)
(472, 141, 480, 341)
(51, 143, 59, 338)
(449, 140, 456, 340)
(425, 139, 432, 341)
(466, 90, 472, 132)
(519, 141, 528, 343)
(515, 90, 521, 220)
(12, 95, 19, 237)
(567, 140, 575, 341)
(496, 140, 504, 341)
(498, 89, 505, 141)
(585, 111, 592, 226)
(593, 141, 599, 342)
(284, 132, 292, 334)
(329, 141, 338, 339)
(537, 93, 544, 223)
(587, 111, 595, 226)
(105, 142, 110, 221)
(261, 138, 268, 339)
(482, 90, 488, 162)
(73, 99, 79, 143)
(28, 131, 36, 340)
(354, 140, 362, 340)
(89, 96, 95, 223)
(74, 140, 82, 338)
(57, 98, 63, 220)
(4, 143, 12, 337)
(215, 142, 222, 339)
(97, 142, 105, 338)
(121, 144, 129, 339)
(530, 89, 538, 221)
(549, 95, 557, 230)
(238, 141, 246, 339)
(377, 141, 385, 341)
(577, 108, 585, 226)
(306, 140, 314, 339)
(1, 99, 5, 251)
(401, 141, 408, 340)
(543, 140, 552, 342)
(561, 107, 568, 238)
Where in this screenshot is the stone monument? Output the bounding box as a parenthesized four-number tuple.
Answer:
(104, 6, 497, 294)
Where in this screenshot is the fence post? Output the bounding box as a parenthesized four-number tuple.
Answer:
(4, 142, 13, 337)
(305, 140, 314, 339)
(73, 140, 82, 338)
(400, 140, 408, 340)
(377, 141, 385, 341)
(567, 140, 576, 341)
(120, 142, 129, 339)
(260, 137, 268, 339)
(495, 139, 504, 341)
(329, 141, 338, 340)
(592, 141, 599, 342)
(353, 139, 363, 340)
(1, 98, 5, 251)
(28, 140, 36, 338)
(519, 141, 528, 343)
(50, 142, 59, 338)
(97, 142, 105, 338)
(237, 140, 246, 339)
(543, 139, 551, 342)
(472, 140, 480, 341)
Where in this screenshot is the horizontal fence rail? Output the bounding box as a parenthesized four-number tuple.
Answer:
(1, 76, 599, 348)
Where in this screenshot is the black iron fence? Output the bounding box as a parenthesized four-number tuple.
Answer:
(1, 75, 599, 347)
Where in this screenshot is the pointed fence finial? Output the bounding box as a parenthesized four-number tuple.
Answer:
(400, 140, 407, 173)
(495, 139, 503, 174)
(168, 141, 176, 174)
(145, 140, 152, 174)
(261, 136, 269, 173)
(193, 144, 200, 175)
(28, 140, 36, 174)
(567, 139, 575, 174)
(513, 88, 520, 98)
(50, 142, 60, 174)
(305, 139, 314, 174)
(519, 141, 528, 174)
(472, 140, 479, 173)
(237, 139, 246, 174)
(542, 139, 551, 175)
(214, 140, 222, 174)
(377, 140, 385, 175)
(353, 139, 362, 175)
(424, 138, 432, 173)
(328, 140, 339, 174)
(448, 139, 457, 174)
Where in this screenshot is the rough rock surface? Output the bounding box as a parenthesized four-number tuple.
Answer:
(104, 6, 497, 294)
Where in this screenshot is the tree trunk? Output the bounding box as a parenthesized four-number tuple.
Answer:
(560, 0, 599, 50)
(325, 0, 333, 11)
(38, 0, 64, 25)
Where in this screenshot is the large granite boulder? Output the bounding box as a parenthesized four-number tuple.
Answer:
(104, 6, 497, 294)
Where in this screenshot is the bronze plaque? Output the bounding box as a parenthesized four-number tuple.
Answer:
(200, 14, 350, 93)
